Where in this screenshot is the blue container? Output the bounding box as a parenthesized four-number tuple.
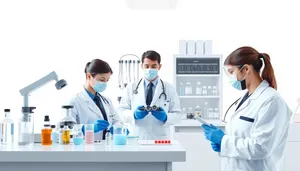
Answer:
(113, 134, 127, 145)
(73, 137, 84, 145)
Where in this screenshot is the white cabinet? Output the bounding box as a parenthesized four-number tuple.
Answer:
(173, 122, 223, 171)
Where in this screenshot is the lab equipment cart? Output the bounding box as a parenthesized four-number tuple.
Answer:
(173, 54, 223, 122)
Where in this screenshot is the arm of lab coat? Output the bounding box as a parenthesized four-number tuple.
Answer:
(164, 86, 181, 126)
(106, 98, 121, 124)
(70, 98, 80, 124)
(220, 97, 291, 160)
(117, 85, 135, 125)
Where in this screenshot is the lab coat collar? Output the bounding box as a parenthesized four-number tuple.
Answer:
(249, 80, 270, 100)
(79, 87, 102, 116)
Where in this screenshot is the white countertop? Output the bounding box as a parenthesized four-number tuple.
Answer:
(0, 141, 186, 163)
(175, 119, 225, 127)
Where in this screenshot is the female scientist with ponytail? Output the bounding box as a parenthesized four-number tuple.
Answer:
(202, 47, 292, 171)
(70, 59, 121, 141)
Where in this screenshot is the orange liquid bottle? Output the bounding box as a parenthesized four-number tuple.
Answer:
(41, 115, 52, 146)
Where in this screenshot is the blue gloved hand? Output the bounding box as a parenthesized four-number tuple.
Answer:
(94, 120, 110, 133)
(151, 107, 167, 122)
(202, 124, 225, 144)
(134, 105, 148, 120)
(109, 126, 130, 135)
(211, 142, 221, 152)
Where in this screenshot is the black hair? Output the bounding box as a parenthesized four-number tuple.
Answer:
(141, 50, 161, 64)
(84, 59, 113, 77)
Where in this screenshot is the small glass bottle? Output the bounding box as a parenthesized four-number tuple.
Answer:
(41, 115, 52, 146)
(213, 86, 218, 96)
(58, 125, 64, 144)
(1, 109, 14, 144)
(51, 125, 58, 144)
(196, 82, 202, 96)
(194, 106, 201, 118)
(62, 122, 70, 145)
(207, 86, 212, 96)
(187, 107, 194, 119)
(181, 108, 187, 120)
(202, 86, 208, 96)
(214, 108, 219, 120)
(105, 130, 112, 146)
(208, 108, 214, 120)
(73, 124, 84, 145)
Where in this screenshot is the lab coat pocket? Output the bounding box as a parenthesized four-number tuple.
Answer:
(239, 116, 255, 123)
(160, 101, 170, 112)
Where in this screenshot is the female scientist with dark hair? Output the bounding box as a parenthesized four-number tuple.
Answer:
(70, 59, 121, 141)
(202, 46, 292, 171)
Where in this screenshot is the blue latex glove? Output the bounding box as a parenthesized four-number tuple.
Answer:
(151, 107, 167, 122)
(211, 142, 221, 152)
(202, 124, 225, 144)
(94, 120, 110, 133)
(134, 105, 148, 120)
(109, 126, 130, 135)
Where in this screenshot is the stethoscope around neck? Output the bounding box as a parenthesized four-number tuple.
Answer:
(222, 97, 241, 123)
(133, 78, 167, 101)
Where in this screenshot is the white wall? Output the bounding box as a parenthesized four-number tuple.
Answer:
(0, 0, 300, 133)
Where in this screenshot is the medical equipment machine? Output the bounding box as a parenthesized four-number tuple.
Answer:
(1, 109, 14, 144)
(195, 115, 210, 126)
(41, 115, 52, 146)
(19, 71, 67, 145)
(118, 54, 141, 102)
(84, 124, 94, 144)
(113, 122, 127, 145)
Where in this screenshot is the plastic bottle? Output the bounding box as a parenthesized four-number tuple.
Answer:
(51, 125, 58, 144)
(181, 108, 187, 120)
(194, 106, 201, 118)
(207, 86, 212, 96)
(213, 86, 218, 96)
(41, 115, 52, 146)
(185, 82, 192, 95)
(214, 108, 219, 120)
(1, 109, 14, 144)
(196, 82, 202, 96)
(105, 130, 112, 145)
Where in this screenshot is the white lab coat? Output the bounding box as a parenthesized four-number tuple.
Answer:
(69, 88, 121, 141)
(118, 78, 181, 140)
(220, 80, 292, 171)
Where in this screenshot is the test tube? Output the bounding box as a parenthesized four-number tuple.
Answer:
(84, 124, 94, 144)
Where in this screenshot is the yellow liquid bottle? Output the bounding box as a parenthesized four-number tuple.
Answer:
(62, 124, 70, 145)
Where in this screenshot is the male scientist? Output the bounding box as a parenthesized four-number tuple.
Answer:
(118, 50, 181, 140)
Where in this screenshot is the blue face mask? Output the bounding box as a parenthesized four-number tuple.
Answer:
(144, 69, 158, 80)
(92, 81, 107, 93)
(228, 70, 247, 91)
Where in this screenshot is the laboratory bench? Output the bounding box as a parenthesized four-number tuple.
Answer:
(0, 141, 186, 171)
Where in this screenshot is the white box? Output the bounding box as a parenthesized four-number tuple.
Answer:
(204, 40, 213, 54)
(196, 40, 204, 55)
(179, 40, 187, 55)
(187, 40, 196, 55)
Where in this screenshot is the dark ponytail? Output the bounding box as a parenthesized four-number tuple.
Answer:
(224, 46, 277, 90)
(84, 59, 113, 78)
(260, 53, 277, 90)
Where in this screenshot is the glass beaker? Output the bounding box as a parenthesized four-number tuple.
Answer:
(73, 124, 84, 145)
(84, 124, 94, 144)
(18, 113, 34, 145)
(113, 123, 127, 145)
